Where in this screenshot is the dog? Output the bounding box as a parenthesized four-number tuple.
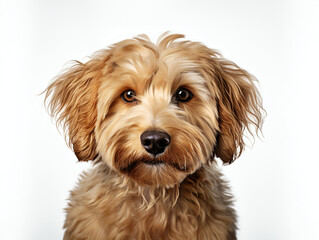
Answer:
(45, 33, 263, 240)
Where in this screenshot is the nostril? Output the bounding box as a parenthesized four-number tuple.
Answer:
(157, 138, 169, 148)
(143, 139, 151, 147)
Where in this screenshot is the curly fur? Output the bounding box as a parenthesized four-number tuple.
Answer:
(45, 33, 263, 240)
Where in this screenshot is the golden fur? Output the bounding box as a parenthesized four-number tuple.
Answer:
(45, 33, 263, 240)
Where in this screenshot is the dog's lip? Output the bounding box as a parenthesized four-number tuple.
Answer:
(142, 160, 165, 166)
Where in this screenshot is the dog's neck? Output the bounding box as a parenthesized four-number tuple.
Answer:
(95, 161, 205, 208)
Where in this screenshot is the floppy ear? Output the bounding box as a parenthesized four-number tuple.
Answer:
(44, 54, 109, 161)
(208, 53, 264, 164)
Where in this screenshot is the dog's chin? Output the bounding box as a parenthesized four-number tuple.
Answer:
(117, 156, 190, 187)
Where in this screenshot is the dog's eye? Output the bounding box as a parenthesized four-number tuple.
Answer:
(121, 89, 137, 102)
(175, 88, 193, 102)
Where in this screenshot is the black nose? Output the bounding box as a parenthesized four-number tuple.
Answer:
(140, 131, 170, 156)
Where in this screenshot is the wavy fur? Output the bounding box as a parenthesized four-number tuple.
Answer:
(45, 33, 264, 240)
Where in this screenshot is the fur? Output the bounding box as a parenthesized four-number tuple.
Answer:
(45, 33, 263, 240)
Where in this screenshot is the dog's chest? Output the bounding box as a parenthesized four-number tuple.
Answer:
(103, 188, 235, 240)
(96, 187, 200, 239)
(64, 165, 236, 240)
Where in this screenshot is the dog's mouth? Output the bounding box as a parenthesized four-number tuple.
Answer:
(119, 157, 188, 174)
(143, 160, 164, 166)
(116, 153, 193, 186)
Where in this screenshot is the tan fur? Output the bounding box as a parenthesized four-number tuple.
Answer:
(45, 33, 263, 240)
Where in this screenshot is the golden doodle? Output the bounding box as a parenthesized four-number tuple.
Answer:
(45, 33, 263, 240)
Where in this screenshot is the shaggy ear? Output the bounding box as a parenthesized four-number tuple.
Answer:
(209, 54, 264, 164)
(44, 54, 109, 161)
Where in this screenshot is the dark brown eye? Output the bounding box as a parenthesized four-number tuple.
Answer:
(175, 88, 193, 102)
(121, 89, 137, 102)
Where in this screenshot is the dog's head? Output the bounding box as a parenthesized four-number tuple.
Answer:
(45, 34, 263, 187)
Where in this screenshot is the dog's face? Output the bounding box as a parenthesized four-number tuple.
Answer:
(95, 39, 219, 186)
(45, 34, 263, 187)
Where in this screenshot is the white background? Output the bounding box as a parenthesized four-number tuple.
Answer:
(1, 0, 319, 239)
